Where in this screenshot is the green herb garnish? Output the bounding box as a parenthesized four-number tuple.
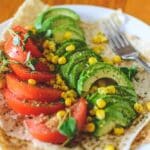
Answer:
(0, 50, 9, 73)
(59, 117, 77, 138)
(120, 66, 137, 80)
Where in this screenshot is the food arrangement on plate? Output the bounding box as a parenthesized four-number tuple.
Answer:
(0, 0, 150, 150)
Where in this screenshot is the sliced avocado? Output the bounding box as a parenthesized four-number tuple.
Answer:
(94, 119, 115, 137)
(60, 50, 99, 80)
(77, 62, 134, 95)
(56, 39, 87, 56)
(52, 26, 85, 43)
(69, 62, 89, 89)
(42, 15, 77, 31)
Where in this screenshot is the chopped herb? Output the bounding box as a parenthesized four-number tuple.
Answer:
(24, 52, 38, 70)
(120, 66, 137, 80)
(0, 50, 9, 73)
(13, 35, 20, 46)
(59, 117, 76, 138)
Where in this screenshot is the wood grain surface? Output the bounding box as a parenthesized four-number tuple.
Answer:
(0, 0, 150, 24)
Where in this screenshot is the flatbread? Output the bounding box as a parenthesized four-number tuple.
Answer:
(0, 0, 150, 150)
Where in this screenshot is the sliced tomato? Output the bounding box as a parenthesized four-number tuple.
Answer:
(3, 89, 64, 115)
(25, 118, 67, 144)
(4, 26, 42, 63)
(72, 98, 87, 131)
(10, 63, 55, 82)
(6, 74, 62, 102)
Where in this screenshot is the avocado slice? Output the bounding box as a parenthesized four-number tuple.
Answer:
(35, 8, 80, 29)
(77, 62, 134, 95)
(69, 62, 89, 89)
(56, 39, 87, 56)
(41, 15, 77, 31)
(52, 25, 85, 43)
(60, 50, 100, 80)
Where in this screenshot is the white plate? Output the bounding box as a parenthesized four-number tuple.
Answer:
(0, 5, 150, 150)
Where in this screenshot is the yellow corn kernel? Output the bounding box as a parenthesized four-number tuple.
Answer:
(48, 41, 56, 51)
(58, 56, 67, 65)
(88, 57, 97, 65)
(92, 33, 107, 44)
(96, 99, 106, 109)
(63, 31, 72, 40)
(56, 110, 66, 119)
(28, 79, 36, 85)
(25, 25, 34, 30)
(98, 87, 108, 94)
(114, 127, 125, 136)
(134, 103, 144, 113)
(85, 123, 95, 133)
(43, 40, 49, 48)
(96, 109, 105, 120)
(89, 109, 96, 116)
(102, 57, 113, 65)
(62, 85, 69, 91)
(87, 116, 93, 122)
(112, 55, 122, 64)
(106, 85, 116, 94)
(49, 64, 55, 71)
(104, 144, 115, 150)
(61, 92, 66, 98)
(65, 98, 72, 106)
(146, 102, 150, 111)
(66, 44, 76, 52)
(39, 57, 47, 63)
(93, 45, 105, 54)
(49, 79, 55, 85)
(90, 86, 98, 93)
(51, 55, 59, 64)
(66, 90, 77, 98)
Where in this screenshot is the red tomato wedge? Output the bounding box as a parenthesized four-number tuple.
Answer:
(4, 26, 42, 63)
(72, 98, 87, 131)
(25, 118, 67, 144)
(10, 63, 55, 82)
(35, 61, 50, 72)
(3, 89, 64, 115)
(6, 74, 62, 102)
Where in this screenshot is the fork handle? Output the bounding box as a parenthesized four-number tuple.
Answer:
(135, 56, 150, 73)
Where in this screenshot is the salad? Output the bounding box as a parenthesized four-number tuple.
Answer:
(0, 3, 150, 150)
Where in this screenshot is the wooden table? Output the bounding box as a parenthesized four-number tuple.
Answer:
(0, 0, 150, 24)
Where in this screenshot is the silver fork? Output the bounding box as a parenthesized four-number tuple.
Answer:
(102, 17, 150, 73)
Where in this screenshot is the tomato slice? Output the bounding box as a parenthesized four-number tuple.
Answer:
(3, 89, 64, 115)
(4, 26, 42, 63)
(72, 98, 87, 131)
(6, 74, 62, 102)
(10, 63, 55, 82)
(25, 118, 67, 144)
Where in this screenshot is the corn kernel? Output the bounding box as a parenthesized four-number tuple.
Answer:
(92, 33, 107, 44)
(88, 57, 97, 65)
(87, 116, 93, 122)
(114, 127, 125, 136)
(61, 92, 66, 98)
(66, 44, 76, 52)
(43, 40, 49, 48)
(146, 102, 150, 111)
(102, 57, 113, 65)
(112, 55, 122, 64)
(98, 87, 108, 94)
(66, 90, 77, 98)
(93, 45, 105, 54)
(28, 79, 36, 85)
(39, 57, 47, 63)
(51, 55, 59, 64)
(25, 25, 34, 30)
(58, 56, 67, 65)
(85, 123, 95, 132)
(106, 85, 116, 94)
(48, 41, 56, 51)
(49, 64, 55, 71)
(49, 79, 55, 85)
(96, 109, 105, 120)
(96, 99, 106, 109)
(62, 85, 69, 91)
(89, 109, 96, 116)
(134, 103, 144, 113)
(90, 86, 98, 93)
(63, 31, 72, 40)
(104, 144, 115, 150)
(65, 98, 72, 106)
(56, 110, 66, 119)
